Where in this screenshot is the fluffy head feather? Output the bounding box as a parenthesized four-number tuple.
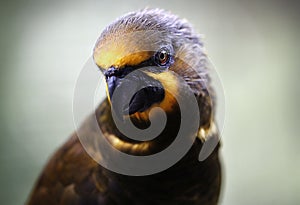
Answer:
(93, 8, 213, 124)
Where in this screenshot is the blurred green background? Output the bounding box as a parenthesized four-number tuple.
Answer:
(0, 0, 299, 204)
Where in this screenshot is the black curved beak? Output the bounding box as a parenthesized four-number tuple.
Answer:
(104, 67, 165, 115)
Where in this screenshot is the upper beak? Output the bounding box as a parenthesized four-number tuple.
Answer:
(104, 67, 122, 102)
(106, 75, 120, 102)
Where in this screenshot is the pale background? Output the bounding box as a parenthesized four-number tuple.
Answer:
(0, 0, 299, 204)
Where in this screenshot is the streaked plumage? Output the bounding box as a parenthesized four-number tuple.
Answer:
(27, 8, 222, 205)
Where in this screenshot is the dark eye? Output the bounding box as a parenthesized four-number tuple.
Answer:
(155, 48, 170, 67)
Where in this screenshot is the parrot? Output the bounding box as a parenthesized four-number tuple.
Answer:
(27, 8, 222, 205)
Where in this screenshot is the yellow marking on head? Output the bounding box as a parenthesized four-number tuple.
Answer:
(93, 31, 159, 69)
(94, 49, 152, 69)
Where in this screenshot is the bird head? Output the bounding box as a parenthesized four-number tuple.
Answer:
(93, 9, 211, 124)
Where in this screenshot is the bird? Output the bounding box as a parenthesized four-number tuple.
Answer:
(27, 8, 222, 205)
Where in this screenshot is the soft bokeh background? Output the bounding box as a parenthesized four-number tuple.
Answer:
(0, 0, 299, 204)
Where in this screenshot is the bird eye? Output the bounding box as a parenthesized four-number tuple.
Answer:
(155, 48, 170, 67)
